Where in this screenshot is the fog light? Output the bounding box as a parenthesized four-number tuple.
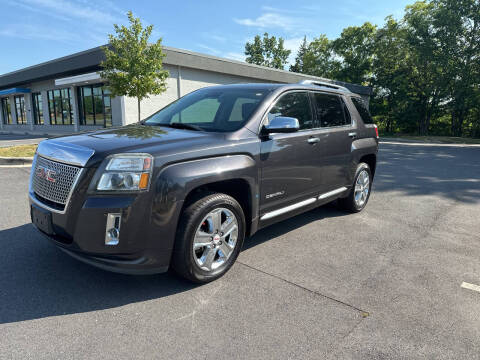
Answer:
(105, 213, 121, 246)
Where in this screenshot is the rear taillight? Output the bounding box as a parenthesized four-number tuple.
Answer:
(374, 125, 379, 139)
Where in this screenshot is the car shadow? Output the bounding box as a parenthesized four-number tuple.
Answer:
(0, 203, 345, 325)
(0, 223, 197, 325)
(374, 143, 480, 203)
(243, 202, 348, 251)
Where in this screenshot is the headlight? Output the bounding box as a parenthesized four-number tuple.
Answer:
(97, 154, 153, 191)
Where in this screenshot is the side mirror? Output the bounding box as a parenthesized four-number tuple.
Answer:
(263, 116, 300, 134)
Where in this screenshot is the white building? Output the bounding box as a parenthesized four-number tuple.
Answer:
(0, 45, 371, 135)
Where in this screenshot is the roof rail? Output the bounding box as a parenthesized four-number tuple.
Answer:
(298, 79, 351, 93)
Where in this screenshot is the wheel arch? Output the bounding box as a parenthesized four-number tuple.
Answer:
(359, 153, 377, 178)
(181, 178, 253, 236)
(153, 155, 259, 239)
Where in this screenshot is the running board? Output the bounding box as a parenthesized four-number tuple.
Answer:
(260, 187, 348, 221)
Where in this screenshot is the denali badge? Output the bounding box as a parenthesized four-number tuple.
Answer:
(266, 191, 285, 199)
(36, 166, 57, 183)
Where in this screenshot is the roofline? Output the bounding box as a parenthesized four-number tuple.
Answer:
(0, 44, 372, 96)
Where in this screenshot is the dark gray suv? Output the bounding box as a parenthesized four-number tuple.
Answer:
(29, 81, 379, 283)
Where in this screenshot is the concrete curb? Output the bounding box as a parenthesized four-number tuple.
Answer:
(379, 140, 480, 148)
(380, 137, 480, 147)
(0, 157, 34, 165)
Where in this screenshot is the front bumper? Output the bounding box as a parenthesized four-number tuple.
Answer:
(29, 191, 176, 275)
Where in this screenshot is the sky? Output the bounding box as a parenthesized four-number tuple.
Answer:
(0, 0, 413, 75)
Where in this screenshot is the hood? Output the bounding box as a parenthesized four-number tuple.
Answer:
(40, 124, 225, 166)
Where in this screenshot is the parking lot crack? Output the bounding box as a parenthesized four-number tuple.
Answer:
(237, 261, 369, 315)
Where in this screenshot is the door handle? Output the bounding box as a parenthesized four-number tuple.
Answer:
(348, 132, 357, 139)
(307, 137, 320, 144)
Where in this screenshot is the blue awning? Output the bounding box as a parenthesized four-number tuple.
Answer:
(0, 87, 31, 96)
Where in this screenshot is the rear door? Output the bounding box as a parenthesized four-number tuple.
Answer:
(259, 91, 320, 215)
(311, 92, 356, 190)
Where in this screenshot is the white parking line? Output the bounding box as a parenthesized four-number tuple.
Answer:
(461, 282, 480, 293)
(0, 164, 31, 168)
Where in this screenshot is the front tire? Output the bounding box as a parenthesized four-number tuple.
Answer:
(171, 192, 245, 283)
(338, 163, 372, 213)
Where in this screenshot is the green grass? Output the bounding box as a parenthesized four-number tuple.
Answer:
(0, 144, 37, 157)
(381, 135, 480, 144)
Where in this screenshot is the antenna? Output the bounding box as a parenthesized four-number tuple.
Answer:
(298, 79, 351, 92)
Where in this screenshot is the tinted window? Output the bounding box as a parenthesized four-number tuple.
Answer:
(351, 97, 374, 124)
(228, 98, 257, 123)
(32, 93, 44, 125)
(47, 88, 73, 125)
(173, 98, 220, 123)
(145, 87, 269, 132)
(1, 98, 12, 124)
(78, 84, 112, 127)
(268, 92, 313, 130)
(313, 93, 348, 127)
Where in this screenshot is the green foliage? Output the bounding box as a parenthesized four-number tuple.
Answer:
(285, 0, 480, 138)
(99, 11, 169, 122)
(290, 35, 339, 79)
(331, 22, 377, 85)
(245, 33, 291, 69)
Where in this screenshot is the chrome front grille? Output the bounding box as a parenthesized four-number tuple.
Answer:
(32, 156, 81, 207)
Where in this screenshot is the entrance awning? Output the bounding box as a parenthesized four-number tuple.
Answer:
(0, 88, 31, 96)
(55, 72, 102, 86)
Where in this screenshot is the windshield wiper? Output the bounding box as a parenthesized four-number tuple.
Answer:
(161, 123, 203, 131)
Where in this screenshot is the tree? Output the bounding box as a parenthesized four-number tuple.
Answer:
(304, 35, 340, 78)
(331, 22, 377, 85)
(289, 36, 308, 73)
(99, 11, 169, 122)
(431, 0, 480, 136)
(371, 17, 411, 134)
(245, 33, 291, 69)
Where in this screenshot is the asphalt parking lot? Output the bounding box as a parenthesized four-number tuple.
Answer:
(0, 141, 479, 359)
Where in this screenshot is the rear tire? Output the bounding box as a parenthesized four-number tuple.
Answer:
(171, 192, 245, 283)
(338, 162, 372, 213)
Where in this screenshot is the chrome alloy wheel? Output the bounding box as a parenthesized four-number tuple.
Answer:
(354, 170, 370, 207)
(192, 208, 239, 271)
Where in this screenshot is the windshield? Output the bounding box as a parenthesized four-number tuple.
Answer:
(144, 87, 270, 132)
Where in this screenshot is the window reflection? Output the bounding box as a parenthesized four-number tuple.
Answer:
(268, 92, 313, 129)
(14, 96, 26, 124)
(32, 93, 44, 125)
(77, 84, 112, 127)
(47, 88, 73, 125)
(313, 93, 349, 127)
(1, 98, 12, 124)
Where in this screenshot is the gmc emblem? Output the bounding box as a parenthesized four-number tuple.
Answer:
(36, 166, 57, 183)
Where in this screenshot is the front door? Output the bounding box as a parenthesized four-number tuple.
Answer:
(259, 91, 320, 216)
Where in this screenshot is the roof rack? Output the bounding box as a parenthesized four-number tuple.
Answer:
(298, 79, 351, 93)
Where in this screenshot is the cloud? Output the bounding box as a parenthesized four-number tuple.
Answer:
(234, 12, 298, 31)
(18, 0, 122, 26)
(4, 0, 72, 21)
(0, 24, 80, 42)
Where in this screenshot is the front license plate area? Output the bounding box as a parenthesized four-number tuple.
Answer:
(31, 205, 54, 235)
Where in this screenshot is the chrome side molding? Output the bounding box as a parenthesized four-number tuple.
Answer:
(318, 187, 347, 200)
(260, 198, 317, 221)
(37, 140, 95, 167)
(260, 186, 349, 221)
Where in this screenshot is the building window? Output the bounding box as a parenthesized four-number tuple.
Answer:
(47, 88, 73, 125)
(1, 98, 12, 124)
(77, 84, 112, 127)
(32, 92, 44, 125)
(14, 95, 27, 124)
